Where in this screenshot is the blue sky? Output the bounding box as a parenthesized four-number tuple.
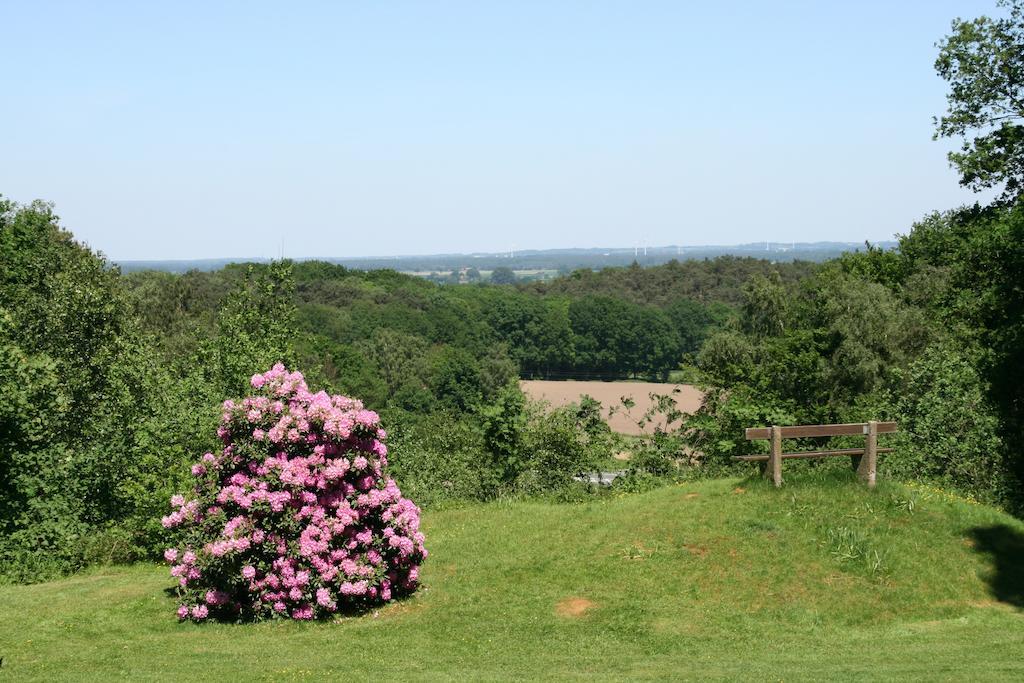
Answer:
(0, 1, 1002, 260)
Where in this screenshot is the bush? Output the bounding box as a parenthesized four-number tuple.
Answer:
(513, 402, 606, 493)
(682, 386, 797, 472)
(887, 342, 1016, 507)
(481, 382, 528, 483)
(386, 410, 500, 506)
(162, 365, 426, 621)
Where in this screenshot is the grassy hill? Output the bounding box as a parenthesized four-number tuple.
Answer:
(2, 472, 1023, 681)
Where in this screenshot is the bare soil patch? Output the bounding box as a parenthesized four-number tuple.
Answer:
(520, 380, 704, 435)
(555, 597, 597, 617)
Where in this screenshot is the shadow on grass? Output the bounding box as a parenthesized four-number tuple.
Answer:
(968, 524, 1024, 608)
(161, 584, 417, 623)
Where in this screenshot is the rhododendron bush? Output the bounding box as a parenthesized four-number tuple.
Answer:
(162, 364, 426, 621)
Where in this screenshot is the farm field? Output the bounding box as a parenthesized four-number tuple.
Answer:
(520, 379, 704, 435)
(3, 473, 1023, 681)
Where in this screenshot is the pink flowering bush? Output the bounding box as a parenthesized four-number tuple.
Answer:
(162, 364, 427, 621)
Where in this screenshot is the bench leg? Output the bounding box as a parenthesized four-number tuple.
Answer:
(856, 420, 878, 488)
(765, 425, 782, 488)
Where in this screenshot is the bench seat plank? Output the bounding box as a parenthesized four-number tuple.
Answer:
(731, 447, 894, 462)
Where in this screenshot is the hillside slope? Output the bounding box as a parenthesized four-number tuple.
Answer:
(2, 473, 1022, 681)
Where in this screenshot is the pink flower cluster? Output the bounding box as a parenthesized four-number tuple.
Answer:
(163, 364, 427, 622)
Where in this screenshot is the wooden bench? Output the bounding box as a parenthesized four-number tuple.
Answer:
(733, 421, 897, 488)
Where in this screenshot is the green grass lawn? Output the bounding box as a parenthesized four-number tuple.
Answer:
(2, 472, 1023, 681)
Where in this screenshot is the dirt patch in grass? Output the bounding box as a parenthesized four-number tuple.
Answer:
(520, 380, 704, 435)
(684, 544, 709, 558)
(684, 492, 700, 500)
(556, 597, 597, 618)
(613, 451, 632, 461)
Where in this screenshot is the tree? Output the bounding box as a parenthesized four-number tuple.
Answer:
(357, 328, 430, 403)
(666, 298, 731, 356)
(205, 261, 297, 396)
(430, 346, 484, 411)
(740, 273, 788, 337)
(0, 198, 172, 578)
(935, 0, 1024, 201)
(490, 266, 517, 285)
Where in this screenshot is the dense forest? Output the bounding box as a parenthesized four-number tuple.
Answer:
(124, 255, 813, 392)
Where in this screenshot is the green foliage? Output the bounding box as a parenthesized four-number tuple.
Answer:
(356, 328, 431, 403)
(696, 328, 758, 386)
(574, 394, 609, 437)
(383, 412, 498, 507)
(204, 261, 297, 397)
(568, 296, 679, 378)
(813, 271, 930, 399)
(479, 384, 612, 493)
(688, 201, 1024, 509)
(430, 346, 485, 411)
(489, 266, 517, 285)
(0, 199, 179, 580)
(665, 298, 732, 356)
(683, 386, 797, 468)
(934, 0, 1024, 201)
(126, 256, 756, 388)
(887, 342, 1015, 505)
(527, 256, 816, 307)
(740, 272, 788, 337)
(893, 204, 1024, 496)
(481, 382, 528, 482)
(513, 401, 606, 493)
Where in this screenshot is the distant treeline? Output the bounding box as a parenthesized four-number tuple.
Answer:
(114, 242, 887, 275)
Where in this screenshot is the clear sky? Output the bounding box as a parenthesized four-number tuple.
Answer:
(0, 1, 1003, 260)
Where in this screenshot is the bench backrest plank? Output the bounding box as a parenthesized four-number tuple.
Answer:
(744, 421, 897, 440)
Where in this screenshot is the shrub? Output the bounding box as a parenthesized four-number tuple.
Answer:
(888, 342, 1016, 507)
(682, 386, 797, 472)
(514, 402, 605, 493)
(481, 382, 528, 483)
(162, 364, 427, 621)
(386, 409, 499, 505)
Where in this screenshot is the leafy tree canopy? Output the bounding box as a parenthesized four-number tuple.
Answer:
(490, 266, 517, 285)
(935, 0, 1024, 201)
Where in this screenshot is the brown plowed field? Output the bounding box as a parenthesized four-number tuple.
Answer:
(519, 380, 705, 435)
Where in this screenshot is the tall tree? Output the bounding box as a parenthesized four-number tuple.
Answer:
(935, 0, 1024, 202)
(490, 266, 517, 285)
